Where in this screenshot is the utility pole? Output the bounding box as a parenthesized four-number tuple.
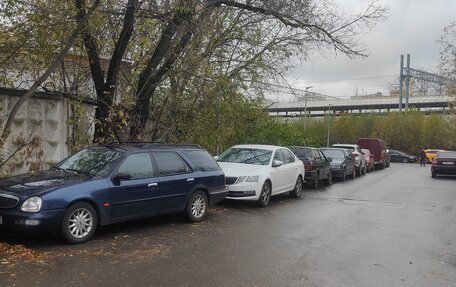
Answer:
(326, 104, 331, 147)
(303, 86, 313, 133)
(399, 54, 404, 112)
(405, 53, 410, 110)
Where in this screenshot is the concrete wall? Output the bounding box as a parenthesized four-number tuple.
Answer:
(0, 88, 95, 174)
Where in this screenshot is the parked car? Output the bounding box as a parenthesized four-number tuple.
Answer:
(288, 146, 332, 188)
(388, 149, 417, 163)
(331, 144, 366, 175)
(319, 148, 357, 181)
(431, 151, 456, 178)
(356, 138, 390, 169)
(0, 143, 228, 243)
(216, 145, 305, 207)
(361, 149, 375, 172)
(424, 149, 446, 164)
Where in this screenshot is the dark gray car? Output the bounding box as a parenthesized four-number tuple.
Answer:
(319, 148, 357, 181)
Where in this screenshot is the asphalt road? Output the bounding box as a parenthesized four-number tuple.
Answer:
(1, 163, 455, 287)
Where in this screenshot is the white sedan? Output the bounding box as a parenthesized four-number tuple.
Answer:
(217, 145, 305, 207)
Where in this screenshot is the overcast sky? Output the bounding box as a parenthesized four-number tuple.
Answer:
(284, 0, 456, 99)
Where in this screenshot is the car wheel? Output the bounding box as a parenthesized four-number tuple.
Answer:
(257, 181, 272, 207)
(341, 168, 346, 182)
(61, 202, 98, 244)
(327, 170, 333, 185)
(431, 170, 437, 178)
(352, 168, 356, 179)
(186, 190, 208, 222)
(402, 158, 408, 163)
(290, 176, 303, 198)
(362, 164, 366, 175)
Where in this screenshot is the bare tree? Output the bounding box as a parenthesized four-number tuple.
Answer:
(73, 0, 387, 142)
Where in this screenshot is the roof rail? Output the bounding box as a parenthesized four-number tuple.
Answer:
(104, 141, 202, 149)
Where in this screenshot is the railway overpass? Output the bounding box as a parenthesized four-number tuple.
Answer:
(267, 95, 453, 117)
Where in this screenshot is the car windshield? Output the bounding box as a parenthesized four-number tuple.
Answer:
(289, 147, 312, 158)
(217, 148, 272, 165)
(56, 148, 124, 176)
(320, 149, 345, 159)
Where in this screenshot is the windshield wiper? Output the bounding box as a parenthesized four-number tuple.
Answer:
(241, 151, 271, 165)
(65, 168, 94, 176)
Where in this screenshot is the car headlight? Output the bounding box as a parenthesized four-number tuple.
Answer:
(245, 175, 259, 182)
(234, 175, 259, 184)
(21, 197, 42, 213)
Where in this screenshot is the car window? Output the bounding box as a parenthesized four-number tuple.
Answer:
(274, 150, 284, 162)
(153, 152, 191, 176)
(117, 153, 154, 180)
(186, 150, 220, 171)
(281, 149, 295, 164)
(313, 149, 322, 160)
(318, 150, 327, 160)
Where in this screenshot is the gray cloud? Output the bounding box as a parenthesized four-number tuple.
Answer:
(286, 0, 456, 98)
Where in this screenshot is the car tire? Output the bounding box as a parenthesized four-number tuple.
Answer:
(290, 177, 303, 198)
(257, 181, 272, 207)
(327, 170, 333, 185)
(341, 168, 346, 182)
(352, 168, 356, 179)
(61, 202, 98, 244)
(431, 170, 437, 178)
(186, 190, 208, 222)
(402, 158, 408, 163)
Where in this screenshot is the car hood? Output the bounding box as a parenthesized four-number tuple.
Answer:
(217, 162, 269, 176)
(0, 170, 93, 196)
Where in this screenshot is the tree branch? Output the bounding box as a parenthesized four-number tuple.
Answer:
(0, 0, 101, 146)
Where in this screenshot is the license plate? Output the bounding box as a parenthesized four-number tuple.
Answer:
(442, 162, 454, 165)
(0, 216, 2, 224)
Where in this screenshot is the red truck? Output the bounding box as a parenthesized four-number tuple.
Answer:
(356, 138, 390, 169)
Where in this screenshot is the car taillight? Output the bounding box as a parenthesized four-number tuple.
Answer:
(432, 159, 438, 166)
(304, 162, 312, 170)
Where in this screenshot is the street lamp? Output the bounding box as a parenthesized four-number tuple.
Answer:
(303, 85, 313, 133)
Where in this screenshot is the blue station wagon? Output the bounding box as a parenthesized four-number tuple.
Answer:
(0, 143, 228, 243)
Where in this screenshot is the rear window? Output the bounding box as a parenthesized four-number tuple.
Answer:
(436, 151, 456, 158)
(289, 148, 312, 158)
(333, 145, 355, 152)
(320, 149, 345, 159)
(186, 150, 221, 171)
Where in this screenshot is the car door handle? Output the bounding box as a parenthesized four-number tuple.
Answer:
(148, 183, 158, 188)
(187, 178, 194, 182)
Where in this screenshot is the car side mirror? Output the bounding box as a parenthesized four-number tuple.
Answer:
(272, 160, 283, 167)
(326, 157, 332, 162)
(213, 156, 219, 160)
(111, 172, 131, 185)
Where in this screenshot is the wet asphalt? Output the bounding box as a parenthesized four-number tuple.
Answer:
(1, 163, 455, 287)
